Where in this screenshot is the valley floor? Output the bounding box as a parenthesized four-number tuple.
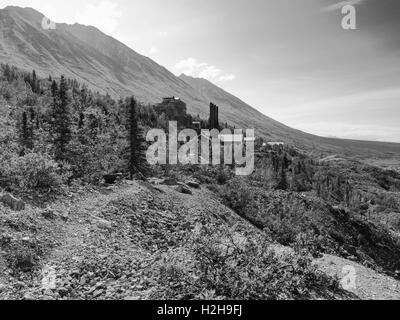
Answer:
(1, 179, 400, 300)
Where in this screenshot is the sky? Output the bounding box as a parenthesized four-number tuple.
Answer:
(1, 0, 400, 142)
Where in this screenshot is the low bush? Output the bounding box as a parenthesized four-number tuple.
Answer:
(1, 152, 71, 193)
(219, 178, 253, 216)
(2, 239, 43, 274)
(294, 232, 325, 259)
(190, 225, 339, 300)
(151, 224, 340, 300)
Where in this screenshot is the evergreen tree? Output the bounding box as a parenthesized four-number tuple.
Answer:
(50, 76, 72, 161)
(127, 97, 148, 179)
(3, 64, 11, 81)
(32, 70, 37, 93)
(276, 166, 288, 191)
(51, 80, 58, 97)
(20, 111, 33, 151)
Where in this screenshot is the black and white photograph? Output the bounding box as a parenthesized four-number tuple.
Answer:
(0, 0, 400, 308)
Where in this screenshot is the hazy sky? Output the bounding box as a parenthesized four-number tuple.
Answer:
(2, 0, 400, 142)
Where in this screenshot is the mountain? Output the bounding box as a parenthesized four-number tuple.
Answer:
(1, 6, 400, 160)
(179, 76, 400, 160)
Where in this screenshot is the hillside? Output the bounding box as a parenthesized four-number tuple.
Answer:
(2, 174, 400, 300)
(1, 60, 400, 300)
(1, 6, 400, 160)
(0, 178, 342, 300)
(1, 176, 398, 300)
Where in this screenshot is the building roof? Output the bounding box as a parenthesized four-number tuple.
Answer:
(162, 96, 181, 101)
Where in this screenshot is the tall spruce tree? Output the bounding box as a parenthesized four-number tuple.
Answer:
(20, 111, 33, 151)
(276, 166, 288, 191)
(51, 76, 71, 162)
(32, 70, 38, 93)
(51, 80, 58, 97)
(127, 97, 147, 179)
(4, 64, 11, 81)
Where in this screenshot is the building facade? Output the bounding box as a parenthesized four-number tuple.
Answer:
(154, 97, 187, 124)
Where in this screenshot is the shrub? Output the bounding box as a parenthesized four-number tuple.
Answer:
(152, 249, 197, 300)
(3, 152, 71, 193)
(294, 232, 324, 259)
(219, 179, 253, 216)
(0, 83, 14, 101)
(189, 166, 234, 185)
(190, 225, 339, 300)
(6, 245, 37, 272)
(151, 224, 340, 300)
(3, 240, 42, 273)
(216, 167, 233, 185)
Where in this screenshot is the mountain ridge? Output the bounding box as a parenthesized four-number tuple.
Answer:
(1, 6, 400, 159)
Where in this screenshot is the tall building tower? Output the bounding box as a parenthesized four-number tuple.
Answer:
(209, 102, 220, 130)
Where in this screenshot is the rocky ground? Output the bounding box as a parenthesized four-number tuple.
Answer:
(1, 178, 400, 300)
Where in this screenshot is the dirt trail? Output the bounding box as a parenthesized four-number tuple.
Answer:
(316, 254, 400, 300)
(268, 243, 400, 300)
(1, 182, 154, 300)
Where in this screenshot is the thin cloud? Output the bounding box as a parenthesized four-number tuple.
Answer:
(158, 31, 168, 37)
(75, 1, 123, 35)
(218, 74, 236, 82)
(174, 57, 236, 82)
(149, 46, 159, 54)
(198, 65, 221, 80)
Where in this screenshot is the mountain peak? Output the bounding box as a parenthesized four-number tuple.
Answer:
(1, 5, 44, 19)
(179, 73, 219, 88)
(179, 73, 207, 81)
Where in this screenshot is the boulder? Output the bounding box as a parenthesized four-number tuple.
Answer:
(23, 292, 35, 300)
(125, 180, 135, 185)
(96, 218, 112, 230)
(140, 181, 164, 194)
(103, 173, 123, 185)
(359, 203, 370, 211)
(60, 212, 69, 222)
(41, 209, 56, 220)
(175, 185, 193, 195)
(0, 193, 25, 211)
(160, 178, 179, 186)
(186, 181, 200, 189)
(58, 287, 70, 298)
(373, 205, 387, 214)
(0, 283, 7, 293)
(93, 289, 105, 298)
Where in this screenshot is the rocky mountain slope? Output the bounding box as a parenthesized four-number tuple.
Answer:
(1, 6, 400, 159)
(0, 181, 400, 300)
(1, 177, 399, 300)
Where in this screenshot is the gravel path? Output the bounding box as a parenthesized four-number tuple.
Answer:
(316, 254, 400, 300)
